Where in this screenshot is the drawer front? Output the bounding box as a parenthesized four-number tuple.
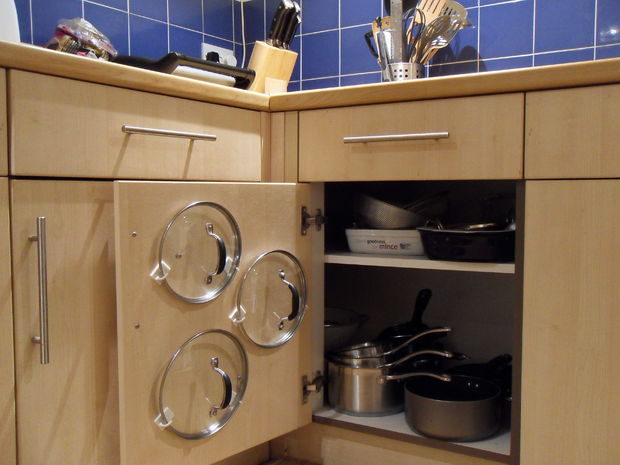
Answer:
(299, 93, 524, 181)
(10, 70, 263, 180)
(0, 70, 7, 176)
(525, 84, 620, 179)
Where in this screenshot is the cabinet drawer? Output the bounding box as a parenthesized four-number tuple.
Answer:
(0, 69, 7, 176)
(525, 84, 620, 179)
(10, 70, 263, 180)
(299, 93, 524, 181)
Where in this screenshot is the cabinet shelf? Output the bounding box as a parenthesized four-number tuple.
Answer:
(325, 252, 515, 274)
(313, 408, 511, 463)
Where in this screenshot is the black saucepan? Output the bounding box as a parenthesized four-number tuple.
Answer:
(404, 374, 503, 442)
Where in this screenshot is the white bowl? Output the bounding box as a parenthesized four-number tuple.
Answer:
(345, 228, 424, 255)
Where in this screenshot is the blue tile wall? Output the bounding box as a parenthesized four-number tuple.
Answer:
(14, 0, 620, 91)
(15, 0, 238, 60)
(237, 0, 620, 91)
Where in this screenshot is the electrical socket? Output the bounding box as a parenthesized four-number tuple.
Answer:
(201, 42, 237, 66)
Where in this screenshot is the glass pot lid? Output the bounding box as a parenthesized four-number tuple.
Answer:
(155, 201, 242, 303)
(155, 329, 248, 440)
(233, 250, 307, 348)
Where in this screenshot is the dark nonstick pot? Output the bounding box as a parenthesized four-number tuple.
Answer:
(404, 375, 503, 442)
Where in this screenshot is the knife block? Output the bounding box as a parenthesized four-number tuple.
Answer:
(247, 41, 297, 94)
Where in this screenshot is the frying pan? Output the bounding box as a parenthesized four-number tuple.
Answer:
(377, 288, 432, 340)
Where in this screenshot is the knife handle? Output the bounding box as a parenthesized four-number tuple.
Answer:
(267, 0, 294, 47)
(281, 4, 301, 50)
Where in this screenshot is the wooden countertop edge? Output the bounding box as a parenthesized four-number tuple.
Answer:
(0, 41, 270, 111)
(269, 58, 620, 111)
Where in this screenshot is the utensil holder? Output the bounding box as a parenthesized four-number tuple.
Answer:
(387, 62, 424, 81)
(247, 41, 298, 94)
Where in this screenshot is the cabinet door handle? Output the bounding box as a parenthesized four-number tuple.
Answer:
(122, 125, 217, 141)
(28, 217, 49, 365)
(343, 132, 449, 144)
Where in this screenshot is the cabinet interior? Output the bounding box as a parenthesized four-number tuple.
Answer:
(315, 181, 521, 464)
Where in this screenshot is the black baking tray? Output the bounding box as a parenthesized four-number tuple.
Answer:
(417, 225, 515, 262)
(111, 52, 255, 89)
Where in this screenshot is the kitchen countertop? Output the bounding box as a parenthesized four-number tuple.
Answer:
(1, 40, 620, 112)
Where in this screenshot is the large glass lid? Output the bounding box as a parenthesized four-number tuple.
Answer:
(155, 329, 248, 440)
(155, 201, 241, 303)
(233, 250, 307, 348)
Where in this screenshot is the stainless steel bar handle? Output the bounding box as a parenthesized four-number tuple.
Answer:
(122, 125, 217, 141)
(28, 217, 49, 365)
(343, 132, 450, 144)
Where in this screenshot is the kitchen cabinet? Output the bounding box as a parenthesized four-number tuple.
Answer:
(113, 181, 319, 465)
(11, 180, 118, 465)
(0, 69, 6, 176)
(9, 71, 266, 181)
(525, 84, 620, 179)
(520, 180, 620, 465)
(298, 93, 524, 182)
(0, 178, 16, 465)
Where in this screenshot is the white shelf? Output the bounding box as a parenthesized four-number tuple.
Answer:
(313, 408, 511, 462)
(325, 252, 515, 274)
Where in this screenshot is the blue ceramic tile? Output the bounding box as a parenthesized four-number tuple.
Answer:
(341, 25, 380, 74)
(288, 81, 301, 92)
(480, 0, 506, 5)
(84, 3, 129, 55)
(130, 0, 167, 22)
(534, 48, 594, 66)
(427, 60, 477, 77)
(479, 0, 533, 59)
(480, 55, 532, 72)
(290, 34, 301, 81)
(31, 0, 81, 46)
(597, 0, 620, 45)
(459, 0, 478, 7)
(340, 72, 382, 86)
(301, 77, 339, 90)
(302, 0, 338, 34)
(302, 30, 339, 79)
(536, 0, 594, 52)
(429, 8, 478, 64)
(341, 0, 381, 28)
(89, 0, 127, 11)
(169, 0, 202, 31)
(205, 0, 233, 41)
(170, 25, 202, 57)
(237, 0, 264, 44)
(14, 0, 31, 43)
(597, 44, 620, 59)
(129, 15, 167, 58)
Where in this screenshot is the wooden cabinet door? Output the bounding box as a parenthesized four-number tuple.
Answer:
(11, 180, 119, 465)
(0, 178, 15, 465)
(521, 180, 620, 465)
(114, 181, 315, 465)
(0, 70, 6, 176)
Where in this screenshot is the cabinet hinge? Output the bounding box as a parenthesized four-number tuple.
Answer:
(302, 371, 324, 404)
(301, 207, 326, 236)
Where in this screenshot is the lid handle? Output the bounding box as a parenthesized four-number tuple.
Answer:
(279, 269, 300, 324)
(209, 357, 233, 416)
(205, 223, 226, 285)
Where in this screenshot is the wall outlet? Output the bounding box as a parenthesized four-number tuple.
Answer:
(201, 42, 237, 66)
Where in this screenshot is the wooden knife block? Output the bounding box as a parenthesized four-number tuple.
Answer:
(247, 41, 297, 94)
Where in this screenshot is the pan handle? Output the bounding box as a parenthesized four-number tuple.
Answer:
(381, 326, 451, 357)
(377, 349, 453, 369)
(377, 372, 452, 384)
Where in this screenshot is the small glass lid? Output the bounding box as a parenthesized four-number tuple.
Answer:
(156, 329, 248, 440)
(233, 250, 307, 348)
(156, 201, 241, 303)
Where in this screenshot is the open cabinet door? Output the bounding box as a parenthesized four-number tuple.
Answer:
(114, 181, 316, 465)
